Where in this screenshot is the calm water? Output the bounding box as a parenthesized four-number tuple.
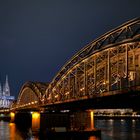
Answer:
(0, 119, 140, 140)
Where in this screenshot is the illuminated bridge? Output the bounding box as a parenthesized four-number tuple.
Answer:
(1, 18, 140, 134)
(8, 17, 140, 112)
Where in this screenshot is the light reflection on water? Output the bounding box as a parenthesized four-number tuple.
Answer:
(0, 121, 38, 140)
(88, 136, 100, 140)
(95, 119, 140, 140)
(1, 119, 140, 140)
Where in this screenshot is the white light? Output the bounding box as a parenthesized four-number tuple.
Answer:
(55, 95, 58, 98)
(65, 92, 69, 95)
(80, 87, 84, 91)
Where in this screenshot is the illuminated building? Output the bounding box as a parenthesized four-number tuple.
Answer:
(0, 75, 15, 108)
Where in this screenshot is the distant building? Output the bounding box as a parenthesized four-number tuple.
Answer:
(0, 75, 15, 108)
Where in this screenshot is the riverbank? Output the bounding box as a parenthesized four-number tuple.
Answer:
(95, 115, 140, 120)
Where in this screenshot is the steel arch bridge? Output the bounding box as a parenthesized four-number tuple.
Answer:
(11, 18, 140, 110)
(10, 82, 48, 110)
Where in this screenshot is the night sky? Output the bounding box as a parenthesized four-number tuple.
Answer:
(0, 0, 140, 98)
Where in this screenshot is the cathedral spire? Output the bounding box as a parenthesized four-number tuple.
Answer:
(0, 75, 14, 108)
(3, 75, 10, 96)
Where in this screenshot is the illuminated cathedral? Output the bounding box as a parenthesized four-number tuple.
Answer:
(0, 75, 15, 108)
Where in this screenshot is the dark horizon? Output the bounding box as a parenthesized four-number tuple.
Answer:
(0, 0, 140, 98)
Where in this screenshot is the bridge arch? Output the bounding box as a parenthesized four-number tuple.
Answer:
(16, 82, 48, 107)
(43, 18, 140, 104)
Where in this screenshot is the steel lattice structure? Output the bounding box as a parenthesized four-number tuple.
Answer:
(11, 82, 48, 109)
(11, 18, 140, 110)
(41, 18, 140, 105)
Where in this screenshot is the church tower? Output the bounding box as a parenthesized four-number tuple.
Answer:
(3, 75, 10, 96)
(0, 75, 14, 108)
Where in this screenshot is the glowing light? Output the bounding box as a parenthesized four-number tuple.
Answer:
(129, 71, 135, 81)
(35, 101, 38, 103)
(132, 119, 135, 123)
(65, 92, 69, 95)
(121, 119, 124, 122)
(9, 123, 16, 139)
(10, 112, 15, 123)
(32, 112, 40, 119)
(103, 81, 106, 85)
(89, 136, 97, 140)
(32, 112, 40, 131)
(80, 87, 84, 91)
(9, 123, 15, 126)
(55, 95, 58, 98)
(90, 110, 94, 130)
(10, 112, 15, 118)
(60, 110, 70, 113)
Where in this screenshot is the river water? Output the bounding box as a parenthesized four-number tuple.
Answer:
(0, 119, 140, 140)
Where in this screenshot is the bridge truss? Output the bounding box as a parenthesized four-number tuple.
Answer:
(42, 18, 140, 105)
(10, 18, 140, 110)
(10, 82, 48, 110)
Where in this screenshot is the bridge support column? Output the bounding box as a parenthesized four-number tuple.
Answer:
(13, 111, 41, 133)
(40, 111, 70, 134)
(31, 112, 40, 133)
(10, 112, 15, 123)
(14, 112, 32, 129)
(90, 110, 94, 130)
(70, 110, 94, 131)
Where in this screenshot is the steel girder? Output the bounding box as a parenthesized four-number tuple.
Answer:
(42, 18, 140, 105)
(14, 82, 48, 109)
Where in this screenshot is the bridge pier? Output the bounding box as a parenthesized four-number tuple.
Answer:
(10, 112, 15, 123)
(10, 109, 97, 137)
(10, 111, 70, 133)
(31, 112, 40, 132)
(70, 110, 94, 131)
(12, 112, 32, 130)
(40, 111, 70, 133)
(11, 111, 41, 133)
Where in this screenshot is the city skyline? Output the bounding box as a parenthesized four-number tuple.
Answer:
(0, 0, 140, 97)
